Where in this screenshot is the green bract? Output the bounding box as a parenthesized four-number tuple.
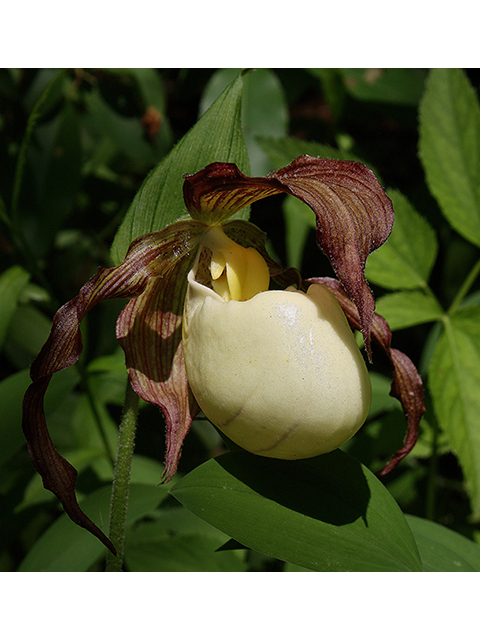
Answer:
(22, 155, 424, 554)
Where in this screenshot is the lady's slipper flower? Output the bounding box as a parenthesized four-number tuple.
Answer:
(183, 228, 372, 459)
(22, 155, 425, 553)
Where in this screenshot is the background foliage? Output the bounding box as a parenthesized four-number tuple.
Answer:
(2, 68, 480, 571)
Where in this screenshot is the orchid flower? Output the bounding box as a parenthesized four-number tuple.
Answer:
(22, 155, 425, 554)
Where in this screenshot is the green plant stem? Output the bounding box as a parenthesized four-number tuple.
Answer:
(105, 380, 139, 571)
(1, 193, 56, 308)
(425, 416, 439, 521)
(448, 255, 480, 315)
(3, 70, 67, 310)
(11, 69, 66, 223)
(83, 372, 116, 467)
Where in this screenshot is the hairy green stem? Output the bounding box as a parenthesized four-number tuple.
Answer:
(105, 381, 139, 571)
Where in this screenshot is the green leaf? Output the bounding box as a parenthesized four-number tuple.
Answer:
(18, 483, 168, 571)
(10, 69, 67, 223)
(200, 68, 289, 175)
(258, 135, 367, 170)
(91, 450, 166, 488)
(340, 69, 426, 106)
(307, 69, 346, 122)
(18, 447, 105, 510)
(83, 81, 170, 173)
(429, 307, 480, 514)
(0, 265, 30, 349)
(111, 72, 249, 263)
(124, 507, 246, 571)
(405, 515, 480, 571)
(0, 369, 32, 467)
(419, 69, 480, 248)
(368, 372, 401, 419)
(28, 101, 82, 254)
(342, 409, 411, 473)
(123, 68, 167, 113)
(18, 451, 166, 512)
(126, 530, 246, 572)
(365, 189, 438, 289)
(0, 367, 79, 468)
(283, 196, 313, 270)
(171, 450, 422, 572)
(375, 291, 444, 330)
(4, 302, 55, 370)
(129, 454, 165, 485)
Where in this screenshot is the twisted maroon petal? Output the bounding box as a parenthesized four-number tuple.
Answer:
(22, 221, 204, 552)
(116, 254, 200, 483)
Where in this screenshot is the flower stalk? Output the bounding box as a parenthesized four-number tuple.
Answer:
(447, 255, 480, 315)
(105, 380, 140, 571)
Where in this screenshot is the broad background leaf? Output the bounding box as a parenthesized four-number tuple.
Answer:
(259, 135, 367, 169)
(171, 450, 422, 572)
(306, 69, 347, 122)
(27, 101, 82, 255)
(365, 189, 438, 290)
(0, 265, 30, 348)
(199, 68, 289, 175)
(367, 372, 401, 418)
(283, 196, 313, 270)
(18, 483, 168, 571)
(0, 367, 79, 468)
(111, 72, 249, 263)
(339, 68, 427, 106)
(375, 291, 443, 331)
(82, 71, 171, 173)
(124, 507, 246, 572)
(429, 307, 480, 515)
(3, 299, 53, 370)
(18, 451, 165, 512)
(419, 68, 480, 248)
(406, 514, 480, 571)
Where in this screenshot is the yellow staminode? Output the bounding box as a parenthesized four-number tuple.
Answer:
(202, 226, 270, 302)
